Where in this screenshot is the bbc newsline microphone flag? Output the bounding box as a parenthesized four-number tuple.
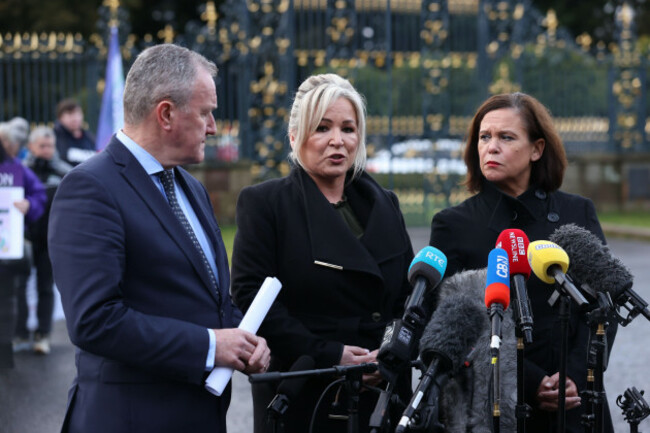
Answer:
(96, 25, 125, 151)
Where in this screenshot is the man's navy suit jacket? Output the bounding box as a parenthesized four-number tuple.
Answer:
(49, 136, 236, 433)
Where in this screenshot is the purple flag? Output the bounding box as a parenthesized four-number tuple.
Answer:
(96, 26, 125, 151)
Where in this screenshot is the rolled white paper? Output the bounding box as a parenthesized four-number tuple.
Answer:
(204, 276, 282, 396)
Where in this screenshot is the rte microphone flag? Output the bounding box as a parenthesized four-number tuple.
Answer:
(96, 25, 125, 151)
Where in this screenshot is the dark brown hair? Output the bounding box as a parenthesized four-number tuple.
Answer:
(55, 98, 82, 119)
(463, 92, 567, 193)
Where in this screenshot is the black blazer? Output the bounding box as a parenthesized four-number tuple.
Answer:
(232, 167, 414, 370)
(429, 179, 616, 433)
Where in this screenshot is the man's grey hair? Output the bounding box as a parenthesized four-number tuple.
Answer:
(9, 117, 29, 147)
(0, 120, 29, 147)
(123, 44, 218, 125)
(28, 126, 56, 144)
(0, 122, 15, 144)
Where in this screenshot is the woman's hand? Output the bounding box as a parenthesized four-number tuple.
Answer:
(361, 349, 383, 388)
(13, 199, 30, 215)
(340, 346, 382, 388)
(536, 373, 581, 411)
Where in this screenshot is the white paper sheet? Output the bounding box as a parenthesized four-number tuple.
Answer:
(204, 276, 282, 396)
(0, 187, 25, 259)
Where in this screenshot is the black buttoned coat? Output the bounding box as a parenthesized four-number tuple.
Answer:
(231, 167, 414, 432)
(429, 179, 616, 433)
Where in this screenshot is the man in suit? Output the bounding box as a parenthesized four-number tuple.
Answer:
(49, 43, 270, 433)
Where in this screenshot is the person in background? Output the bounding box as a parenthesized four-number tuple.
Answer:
(0, 135, 46, 368)
(231, 73, 414, 432)
(0, 122, 24, 161)
(428, 92, 616, 433)
(53, 98, 96, 166)
(8, 117, 30, 161)
(14, 127, 72, 355)
(48, 43, 270, 433)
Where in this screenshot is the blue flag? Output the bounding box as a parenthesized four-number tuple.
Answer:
(96, 26, 125, 151)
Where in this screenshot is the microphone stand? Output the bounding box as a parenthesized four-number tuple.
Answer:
(616, 387, 650, 433)
(557, 294, 571, 433)
(493, 354, 501, 433)
(343, 366, 363, 433)
(582, 291, 614, 433)
(547, 272, 587, 433)
(489, 304, 505, 433)
(250, 363, 377, 433)
(368, 384, 394, 433)
(267, 394, 288, 433)
(512, 307, 532, 433)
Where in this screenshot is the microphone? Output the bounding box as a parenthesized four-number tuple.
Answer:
(266, 355, 316, 418)
(395, 293, 485, 433)
(527, 240, 589, 307)
(549, 223, 649, 324)
(485, 247, 510, 357)
(496, 229, 534, 344)
(405, 246, 448, 319)
(378, 246, 447, 375)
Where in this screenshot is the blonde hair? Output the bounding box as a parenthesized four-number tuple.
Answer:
(288, 73, 367, 179)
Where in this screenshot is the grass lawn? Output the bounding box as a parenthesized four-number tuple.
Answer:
(220, 225, 237, 265)
(219, 210, 649, 263)
(597, 211, 650, 228)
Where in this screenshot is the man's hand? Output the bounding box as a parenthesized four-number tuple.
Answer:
(536, 372, 581, 411)
(212, 328, 271, 374)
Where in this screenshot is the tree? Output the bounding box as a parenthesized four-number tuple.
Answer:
(531, 0, 650, 43)
(0, 0, 215, 39)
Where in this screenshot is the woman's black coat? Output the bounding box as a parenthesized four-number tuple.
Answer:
(231, 167, 414, 432)
(429, 179, 617, 433)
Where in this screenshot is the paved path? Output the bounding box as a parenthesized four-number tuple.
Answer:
(1, 229, 649, 433)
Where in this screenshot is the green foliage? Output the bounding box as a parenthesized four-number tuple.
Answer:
(321, 65, 424, 117)
(515, 45, 610, 117)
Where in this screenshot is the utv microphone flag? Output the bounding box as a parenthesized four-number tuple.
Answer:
(96, 25, 125, 151)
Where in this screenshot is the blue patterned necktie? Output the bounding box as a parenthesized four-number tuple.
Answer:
(158, 169, 221, 304)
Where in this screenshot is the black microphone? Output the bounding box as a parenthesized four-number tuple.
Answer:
(549, 223, 649, 325)
(377, 247, 447, 377)
(266, 355, 316, 418)
(395, 293, 485, 433)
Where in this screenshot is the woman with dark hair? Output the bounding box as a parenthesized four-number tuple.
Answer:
(429, 92, 616, 433)
(0, 136, 46, 367)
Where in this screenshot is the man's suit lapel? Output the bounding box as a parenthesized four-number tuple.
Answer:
(105, 138, 222, 305)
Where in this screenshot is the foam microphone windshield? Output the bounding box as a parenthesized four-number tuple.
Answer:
(549, 223, 633, 298)
(419, 293, 485, 373)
